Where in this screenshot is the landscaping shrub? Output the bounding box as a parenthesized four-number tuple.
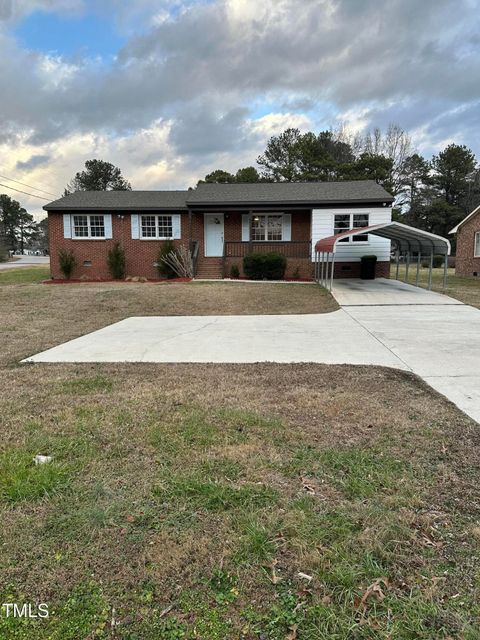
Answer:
(106, 242, 126, 279)
(58, 248, 76, 279)
(160, 243, 193, 278)
(230, 264, 240, 279)
(156, 240, 177, 278)
(243, 252, 287, 280)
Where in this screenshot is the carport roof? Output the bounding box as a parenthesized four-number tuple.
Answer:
(315, 222, 451, 255)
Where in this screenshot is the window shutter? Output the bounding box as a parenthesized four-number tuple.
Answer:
(282, 214, 292, 241)
(131, 214, 140, 239)
(104, 214, 112, 239)
(172, 214, 181, 239)
(63, 214, 72, 239)
(242, 214, 250, 241)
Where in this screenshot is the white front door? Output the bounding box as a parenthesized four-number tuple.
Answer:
(204, 214, 224, 257)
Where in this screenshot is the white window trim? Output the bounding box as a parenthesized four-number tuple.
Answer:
(250, 213, 285, 242)
(333, 212, 370, 244)
(474, 231, 480, 258)
(72, 214, 106, 240)
(140, 214, 174, 240)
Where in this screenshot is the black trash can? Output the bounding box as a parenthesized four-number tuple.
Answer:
(360, 255, 377, 280)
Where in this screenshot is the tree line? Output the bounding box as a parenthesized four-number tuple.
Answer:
(2, 126, 479, 256)
(198, 125, 480, 240)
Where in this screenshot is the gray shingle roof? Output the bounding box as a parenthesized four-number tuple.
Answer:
(44, 190, 189, 211)
(44, 181, 393, 211)
(187, 181, 393, 205)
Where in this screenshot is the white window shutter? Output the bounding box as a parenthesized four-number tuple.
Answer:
(63, 214, 72, 239)
(283, 214, 292, 241)
(104, 214, 113, 239)
(242, 214, 250, 241)
(172, 214, 181, 239)
(131, 214, 140, 239)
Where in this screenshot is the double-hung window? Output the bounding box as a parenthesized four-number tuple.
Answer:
(333, 213, 369, 243)
(72, 214, 105, 238)
(475, 231, 480, 258)
(141, 215, 173, 239)
(250, 214, 283, 241)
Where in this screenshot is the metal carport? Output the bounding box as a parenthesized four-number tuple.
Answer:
(314, 222, 451, 291)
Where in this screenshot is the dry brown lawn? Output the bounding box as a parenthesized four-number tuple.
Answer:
(397, 265, 480, 309)
(0, 271, 479, 638)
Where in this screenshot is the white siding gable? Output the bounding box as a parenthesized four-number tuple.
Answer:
(311, 207, 392, 262)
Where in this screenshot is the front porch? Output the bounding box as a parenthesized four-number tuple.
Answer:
(192, 209, 313, 279)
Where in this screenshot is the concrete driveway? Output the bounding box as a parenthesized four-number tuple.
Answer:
(24, 279, 480, 424)
(332, 278, 459, 306)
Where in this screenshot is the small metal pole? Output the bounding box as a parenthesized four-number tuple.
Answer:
(428, 251, 434, 290)
(395, 248, 400, 280)
(330, 252, 335, 291)
(320, 252, 324, 286)
(415, 250, 421, 287)
(443, 254, 448, 290)
(405, 251, 410, 282)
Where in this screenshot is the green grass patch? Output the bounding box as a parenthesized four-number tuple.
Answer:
(0, 582, 109, 640)
(0, 266, 50, 285)
(0, 450, 70, 504)
(150, 405, 284, 455)
(286, 445, 411, 499)
(61, 375, 113, 395)
(153, 469, 278, 513)
(233, 516, 277, 565)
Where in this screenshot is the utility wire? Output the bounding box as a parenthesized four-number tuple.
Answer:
(0, 182, 51, 201)
(0, 174, 58, 197)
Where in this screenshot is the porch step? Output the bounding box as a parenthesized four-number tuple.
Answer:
(195, 259, 224, 279)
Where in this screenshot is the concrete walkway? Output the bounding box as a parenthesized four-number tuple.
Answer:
(24, 279, 480, 424)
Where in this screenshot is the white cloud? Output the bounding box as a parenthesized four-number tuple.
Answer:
(0, 0, 480, 219)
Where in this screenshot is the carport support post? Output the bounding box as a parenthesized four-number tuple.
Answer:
(405, 251, 410, 283)
(320, 252, 325, 286)
(395, 248, 400, 280)
(428, 251, 434, 290)
(415, 250, 421, 287)
(330, 252, 335, 291)
(443, 254, 448, 290)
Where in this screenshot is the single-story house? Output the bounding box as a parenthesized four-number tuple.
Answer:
(44, 180, 394, 280)
(450, 205, 480, 277)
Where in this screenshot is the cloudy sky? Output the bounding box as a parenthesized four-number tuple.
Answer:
(0, 0, 479, 219)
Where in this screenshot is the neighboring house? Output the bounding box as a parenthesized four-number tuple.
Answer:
(450, 205, 480, 277)
(44, 180, 394, 280)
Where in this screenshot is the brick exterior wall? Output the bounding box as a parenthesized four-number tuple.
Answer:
(49, 211, 189, 280)
(455, 211, 480, 277)
(225, 258, 390, 280)
(48, 209, 390, 281)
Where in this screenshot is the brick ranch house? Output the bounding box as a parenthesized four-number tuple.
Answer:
(450, 205, 480, 278)
(45, 180, 394, 280)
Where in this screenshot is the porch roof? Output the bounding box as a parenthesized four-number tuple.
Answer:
(314, 222, 451, 255)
